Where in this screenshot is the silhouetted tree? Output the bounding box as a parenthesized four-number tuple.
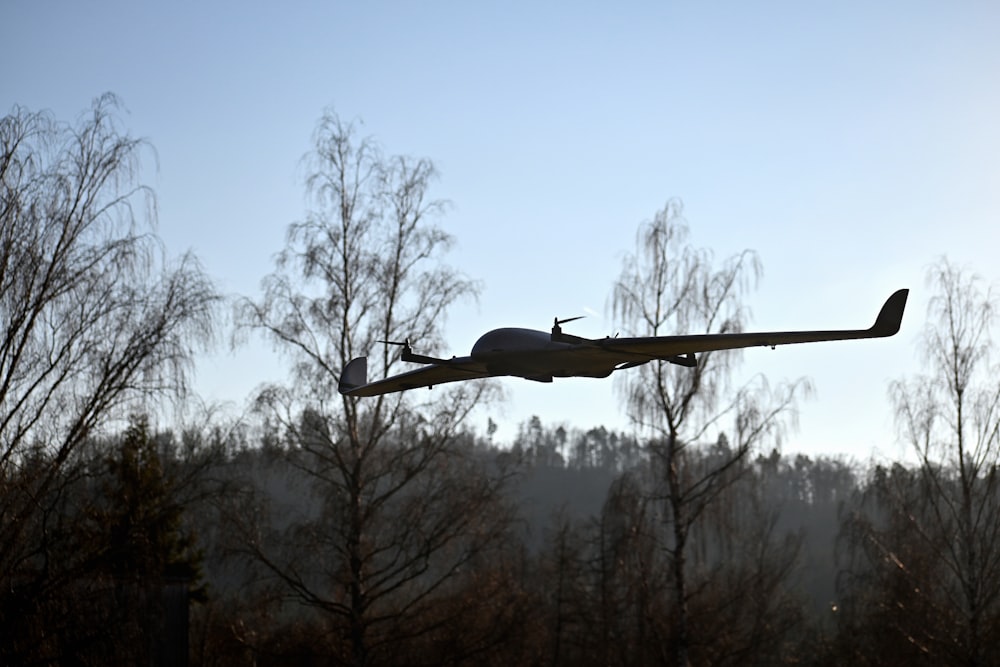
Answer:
(688, 446, 805, 665)
(78, 415, 207, 664)
(591, 471, 670, 666)
(839, 259, 1000, 666)
(93, 416, 204, 583)
(835, 463, 946, 666)
(610, 201, 808, 666)
(759, 453, 855, 626)
(235, 110, 515, 666)
(537, 513, 588, 666)
(0, 95, 216, 664)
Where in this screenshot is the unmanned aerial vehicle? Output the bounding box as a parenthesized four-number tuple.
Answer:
(338, 289, 909, 398)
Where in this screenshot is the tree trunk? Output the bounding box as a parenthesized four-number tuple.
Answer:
(667, 434, 691, 667)
(349, 440, 367, 667)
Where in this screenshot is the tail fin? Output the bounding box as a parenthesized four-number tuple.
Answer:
(338, 357, 368, 395)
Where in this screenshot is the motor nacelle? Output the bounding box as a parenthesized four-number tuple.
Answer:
(551, 315, 584, 343)
(667, 353, 697, 368)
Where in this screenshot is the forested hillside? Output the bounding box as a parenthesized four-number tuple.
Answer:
(6, 412, 999, 666)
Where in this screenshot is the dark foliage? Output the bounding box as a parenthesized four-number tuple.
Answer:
(14, 408, 1000, 666)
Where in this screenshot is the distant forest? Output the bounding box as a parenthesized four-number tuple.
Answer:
(4, 97, 1000, 666)
(5, 415, 997, 666)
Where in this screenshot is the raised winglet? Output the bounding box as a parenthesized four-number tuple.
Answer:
(338, 357, 368, 395)
(868, 289, 909, 337)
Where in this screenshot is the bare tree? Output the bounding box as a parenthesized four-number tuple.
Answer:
(0, 94, 217, 662)
(610, 200, 807, 666)
(235, 110, 515, 666)
(590, 471, 670, 666)
(836, 463, 948, 666)
(688, 445, 805, 666)
(875, 258, 1000, 666)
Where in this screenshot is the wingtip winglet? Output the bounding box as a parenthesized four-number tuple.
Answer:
(870, 289, 909, 337)
(338, 357, 368, 395)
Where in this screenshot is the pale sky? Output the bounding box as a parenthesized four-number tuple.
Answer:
(4, 2, 999, 460)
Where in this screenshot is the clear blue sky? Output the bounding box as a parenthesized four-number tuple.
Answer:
(4, 1, 999, 460)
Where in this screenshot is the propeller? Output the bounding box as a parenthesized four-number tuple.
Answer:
(551, 315, 585, 341)
(376, 338, 448, 365)
(378, 338, 415, 361)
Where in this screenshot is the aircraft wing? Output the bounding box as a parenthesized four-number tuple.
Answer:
(596, 288, 909, 362)
(338, 355, 491, 397)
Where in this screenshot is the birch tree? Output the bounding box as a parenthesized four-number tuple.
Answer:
(610, 200, 807, 666)
(849, 258, 1000, 666)
(0, 94, 216, 663)
(236, 110, 514, 666)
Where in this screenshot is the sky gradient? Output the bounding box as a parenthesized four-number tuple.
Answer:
(4, 1, 999, 459)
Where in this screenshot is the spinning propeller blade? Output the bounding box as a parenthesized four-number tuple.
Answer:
(551, 315, 585, 341)
(378, 338, 410, 347)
